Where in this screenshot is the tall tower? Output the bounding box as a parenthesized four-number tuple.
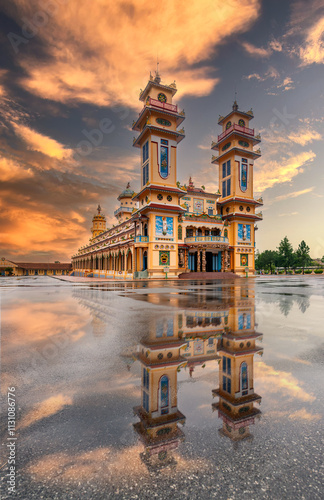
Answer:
(132, 71, 187, 278)
(211, 102, 263, 275)
(91, 204, 106, 239)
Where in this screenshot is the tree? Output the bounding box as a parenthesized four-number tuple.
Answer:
(296, 240, 311, 274)
(5, 267, 14, 276)
(277, 236, 294, 272)
(255, 250, 279, 273)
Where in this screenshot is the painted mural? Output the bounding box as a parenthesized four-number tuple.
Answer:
(238, 312, 251, 330)
(155, 216, 173, 237)
(160, 139, 169, 178)
(238, 223, 251, 241)
(193, 198, 204, 213)
(240, 159, 248, 191)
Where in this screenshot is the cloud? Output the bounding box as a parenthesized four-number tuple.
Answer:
(4, 0, 261, 107)
(288, 129, 322, 145)
(288, 408, 322, 422)
(19, 394, 73, 429)
(241, 41, 272, 58)
(277, 76, 295, 91)
(275, 187, 315, 202)
(244, 66, 280, 82)
(0, 157, 34, 181)
(12, 122, 74, 160)
(254, 151, 316, 192)
(278, 211, 299, 217)
(255, 361, 315, 402)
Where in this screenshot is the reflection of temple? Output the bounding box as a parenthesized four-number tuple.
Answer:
(212, 287, 263, 441)
(133, 317, 187, 470)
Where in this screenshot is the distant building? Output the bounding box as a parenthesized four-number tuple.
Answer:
(0, 258, 72, 276)
(72, 71, 263, 278)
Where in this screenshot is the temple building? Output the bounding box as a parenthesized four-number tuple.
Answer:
(71, 71, 263, 278)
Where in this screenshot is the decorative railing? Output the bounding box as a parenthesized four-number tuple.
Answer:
(148, 97, 178, 113)
(113, 206, 133, 216)
(184, 236, 229, 243)
(135, 235, 149, 242)
(218, 123, 254, 142)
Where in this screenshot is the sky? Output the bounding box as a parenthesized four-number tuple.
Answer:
(0, 0, 323, 262)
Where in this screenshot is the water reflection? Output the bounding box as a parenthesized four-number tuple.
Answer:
(132, 283, 263, 469)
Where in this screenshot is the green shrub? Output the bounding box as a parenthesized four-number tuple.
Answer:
(278, 270, 284, 274)
(314, 269, 323, 274)
(294, 269, 302, 274)
(304, 270, 312, 274)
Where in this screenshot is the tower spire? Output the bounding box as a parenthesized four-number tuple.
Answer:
(154, 56, 161, 83)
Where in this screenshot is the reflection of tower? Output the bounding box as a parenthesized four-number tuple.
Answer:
(212, 286, 263, 441)
(133, 316, 187, 470)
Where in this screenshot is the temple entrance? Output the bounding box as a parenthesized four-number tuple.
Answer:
(206, 252, 213, 272)
(188, 252, 197, 271)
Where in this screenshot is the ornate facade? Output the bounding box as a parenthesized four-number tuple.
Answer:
(71, 72, 263, 278)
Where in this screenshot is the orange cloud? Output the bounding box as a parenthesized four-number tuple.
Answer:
(254, 151, 316, 192)
(12, 122, 74, 160)
(255, 361, 315, 402)
(0, 204, 89, 258)
(274, 187, 315, 202)
(241, 41, 272, 58)
(19, 394, 73, 429)
(0, 156, 33, 181)
(6, 0, 261, 106)
(300, 17, 324, 65)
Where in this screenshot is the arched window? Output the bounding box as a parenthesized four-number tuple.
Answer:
(160, 375, 169, 414)
(241, 362, 248, 392)
(224, 229, 228, 238)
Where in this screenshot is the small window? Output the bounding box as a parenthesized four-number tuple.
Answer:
(161, 139, 168, 145)
(157, 194, 163, 200)
(167, 195, 172, 202)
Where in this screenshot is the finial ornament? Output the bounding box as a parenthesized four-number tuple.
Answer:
(97, 204, 101, 214)
(126, 182, 130, 189)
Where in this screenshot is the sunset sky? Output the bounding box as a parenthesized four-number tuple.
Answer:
(0, 0, 323, 262)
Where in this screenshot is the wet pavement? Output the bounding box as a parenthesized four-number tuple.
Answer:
(0, 276, 323, 499)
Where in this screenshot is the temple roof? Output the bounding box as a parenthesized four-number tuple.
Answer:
(118, 182, 135, 200)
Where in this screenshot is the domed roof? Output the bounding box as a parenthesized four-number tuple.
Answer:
(118, 182, 135, 200)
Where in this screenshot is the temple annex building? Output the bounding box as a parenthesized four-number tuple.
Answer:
(71, 72, 263, 279)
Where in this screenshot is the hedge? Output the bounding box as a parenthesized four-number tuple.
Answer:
(314, 269, 323, 274)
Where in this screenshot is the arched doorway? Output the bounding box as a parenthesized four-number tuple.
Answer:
(127, 251, 132, 271)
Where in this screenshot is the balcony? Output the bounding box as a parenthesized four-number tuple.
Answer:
(114, 206, 133, 216)
(135, 235, 149, 243)
(218, 123, 254, 142)
(184, 236, 229, 244)
(148, 97, 178, 113)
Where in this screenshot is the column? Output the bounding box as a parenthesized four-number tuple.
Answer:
(197, 250, 201, 272)
(202, 249, 206, 272)
(185, 249, 189, 271)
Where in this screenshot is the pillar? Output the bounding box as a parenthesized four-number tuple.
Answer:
(185, 248, 188, 270)
(202, 249, 206, 272)
(197, 250, 201, 272)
